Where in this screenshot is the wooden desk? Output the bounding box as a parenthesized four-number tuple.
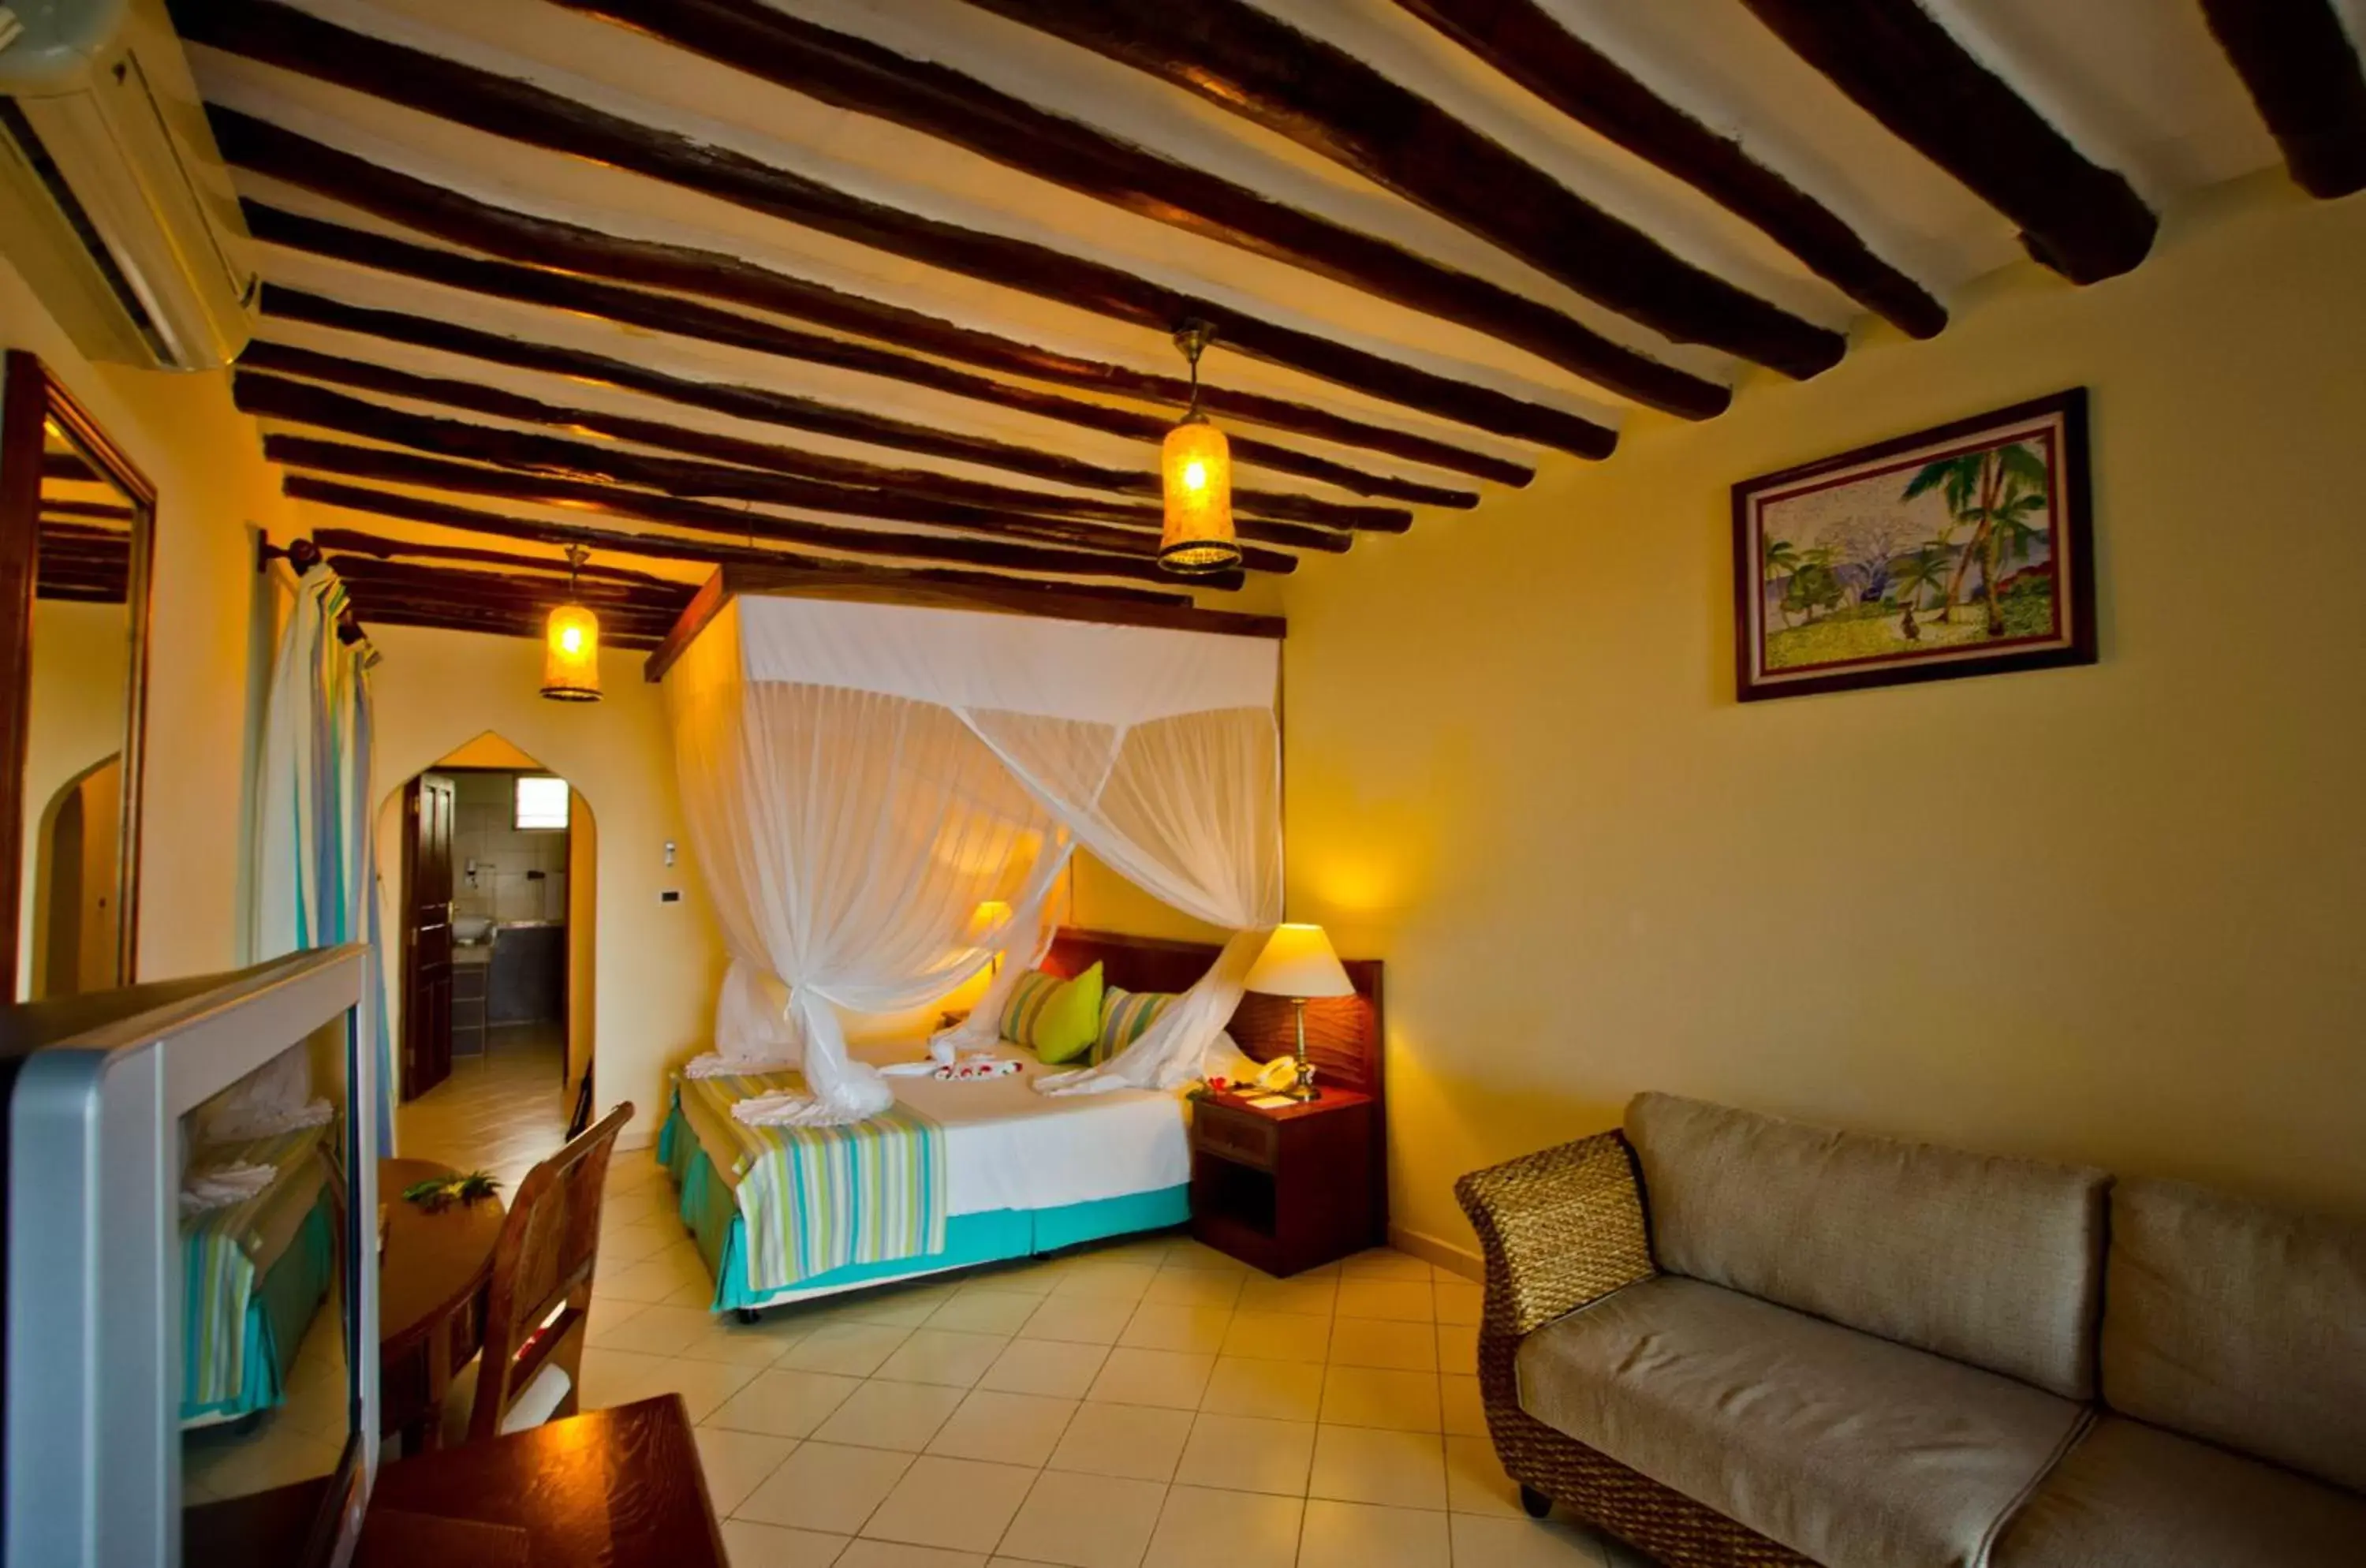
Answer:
(379, 1157, 506, 1452)
(359, 1396, 726, 1568)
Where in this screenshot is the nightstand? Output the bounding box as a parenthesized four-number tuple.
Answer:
(1189, 1088, 1380, 1275)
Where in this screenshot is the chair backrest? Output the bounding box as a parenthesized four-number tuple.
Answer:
(465, 1100, 633, 1444)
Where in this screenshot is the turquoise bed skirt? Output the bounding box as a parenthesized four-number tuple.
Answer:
(180, 1196, 336, 1424)
(657, 1094, 1189, 1312)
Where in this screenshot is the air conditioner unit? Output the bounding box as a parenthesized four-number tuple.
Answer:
(0, 0, 256, 370)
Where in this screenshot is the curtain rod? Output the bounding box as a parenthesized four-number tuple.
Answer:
(256, 530, 371, 648)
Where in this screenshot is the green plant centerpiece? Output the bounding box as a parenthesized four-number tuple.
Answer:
(401, 1170, 502, 1211)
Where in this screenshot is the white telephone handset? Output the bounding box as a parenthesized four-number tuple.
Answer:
(1252, 1055, 1299, 1093)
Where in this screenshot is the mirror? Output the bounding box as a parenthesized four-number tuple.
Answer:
(2, 351, 154, 1000)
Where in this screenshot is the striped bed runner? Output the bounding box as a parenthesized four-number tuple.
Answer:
(679, 1071, 948, 1295)
(181, 1123, 330, 1413)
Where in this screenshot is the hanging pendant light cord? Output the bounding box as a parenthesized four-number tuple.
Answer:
(1176, 319, 1214, 420)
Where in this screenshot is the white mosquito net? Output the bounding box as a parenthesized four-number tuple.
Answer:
(664, 593, 1282, 1126)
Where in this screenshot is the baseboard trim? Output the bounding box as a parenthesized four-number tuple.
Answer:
(1390, 1224, 1482, 1281)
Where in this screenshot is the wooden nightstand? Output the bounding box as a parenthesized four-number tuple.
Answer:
(1190, 1088, 1381, 1275)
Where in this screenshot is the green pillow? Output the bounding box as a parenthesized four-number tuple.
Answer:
(999, 962, 1104, 1066)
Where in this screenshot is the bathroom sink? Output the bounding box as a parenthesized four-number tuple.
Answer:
(453, 916, 495, 945)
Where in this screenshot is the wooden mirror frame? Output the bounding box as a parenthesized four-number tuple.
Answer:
(0, 350, 157, 990)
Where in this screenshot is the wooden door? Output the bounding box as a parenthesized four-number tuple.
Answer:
(401, 772, 457, 1101)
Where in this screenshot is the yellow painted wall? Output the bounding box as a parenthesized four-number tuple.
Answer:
(366, 625, 723, 1146)
(2, 251, 305, 983)
(1278, 174, 2366, 1262)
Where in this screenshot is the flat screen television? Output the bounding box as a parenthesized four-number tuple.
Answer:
(0, 946, 379, 1568)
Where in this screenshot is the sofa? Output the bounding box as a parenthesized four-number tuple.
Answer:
(1455, 1092, 2366, 1568)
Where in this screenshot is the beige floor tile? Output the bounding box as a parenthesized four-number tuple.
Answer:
(1220, 1309, 1333, 1364)
(706, 1368, 866, 1439)
(1334, 1279, 1435, 1323)
(1047, 1401, 1195, 1482)
(1235, 1275, 1338, 1317)
(781, 1323, 915, 1378)
(1445, 1435, 1524, 1519)
(599, 1218, 679, 1270)
(861, 1455, 1037, 1554)
(923, 1292, 1043, 1336)
(737, 1441, 915, 1534)
(826, 1289, 956, 1330)
(1440, 1374, 1487, 1437)
(1297, 1499, 1451, 1568)
(1449, 1514, 1614, 1567)
(1019, 1296, 1136, 1346)
(1603, 1536, 1661, 1567)
(579, 1347, 758, 1424)
(1435, 1323, 1480, 1375)
(716, 1519, 849, 1568)
(812, 1379, 968, 1452)
(1173, 1413, 1315, 1496)
(1119, 1304, 1236, 1355)
(1049, 1262, 1161, 1304)
(1308, 1424, 1447, 1510)
(1142, 1270, 1245, 1310)
(692, 1424, 796, 1516)
(591, 1303, 716, 1358)
(1144, 1486, 1302, 1568)
(1200, 1357, 1324, 1422)
(874, 1329, 1009, 1389)
(599, 1244, 718, 1305)
(1342, 1249, 1434, 1282)
(957, 1263, 1061, 1298)
(678, 1314, 817, 1369)
(976, 1339, 1110, 1400)
(1432, 1281, 1483, 1327)
(1327, 1316, 1439, 1372)
(925, 1390, 1078, 1468)
(1160, 1241, 1252, 1275)
(1319, 1366, 1442, 1432)
(583, 1300, 651, 1348)
(997, 1470, 1166, 1568)
(838, 1544, 989, 1568)
(1087, 1348, 1215, 1410)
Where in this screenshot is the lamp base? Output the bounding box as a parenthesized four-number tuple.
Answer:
(1283, 998, 1321, 1100)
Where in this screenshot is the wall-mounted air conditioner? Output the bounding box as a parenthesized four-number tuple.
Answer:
(0, 0, 256, 370)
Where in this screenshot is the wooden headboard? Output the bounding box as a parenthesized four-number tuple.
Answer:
(1040, 927, 1386, 1102)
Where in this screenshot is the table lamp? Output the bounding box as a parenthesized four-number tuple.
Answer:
(970, 900, 1013, 976)
(1243, 923, 1354, 1102)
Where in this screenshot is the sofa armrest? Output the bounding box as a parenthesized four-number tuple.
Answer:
(1455, 1131, 1655, 1338)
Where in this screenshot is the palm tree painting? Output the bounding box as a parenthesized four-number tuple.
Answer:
(1733, 390, 2096, 701)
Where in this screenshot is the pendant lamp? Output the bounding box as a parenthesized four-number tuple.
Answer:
(1161, 319, 1241, 575)
(540, 544, 603, 702)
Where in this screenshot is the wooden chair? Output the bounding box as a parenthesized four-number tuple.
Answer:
(449, 1100, 634, 1446)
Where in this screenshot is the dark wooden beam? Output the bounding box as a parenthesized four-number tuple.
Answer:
(328, 556, 690, 620)
(333, 592, 668, 651)
(1736, 0, 2156, 282)
(561, 0, 1729, 407)
(2201, 0, 2366, 199)
(40, 451, 101, 482)
(311, 527, 675, 587)
(266, 435, 1242, 591)
(283, 476, 1200, 613)
(260, 286, 1418, 528)
(1383, 0, 1945, 338)
(237, 347, 1352, 553)
(964, 0, 1842, 380)
(238, 375, 1301, 573)
(32, 498, 133, 522)
(180, 4, 1620, 456)
(234, 191, 1510, 497)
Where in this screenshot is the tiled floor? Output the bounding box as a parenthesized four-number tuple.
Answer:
(181, 1281, 350, 1504)
(394, 1023, 571, 1193)
(584, 1154, 1655, 1568)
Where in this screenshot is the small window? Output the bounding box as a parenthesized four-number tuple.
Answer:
(513, 775, 569, 831)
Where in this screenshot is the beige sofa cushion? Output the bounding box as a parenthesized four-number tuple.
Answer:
(1516, 1275, 2086, 1568)
(1991, 1415, 2366, 1568)
(2102, 1178, 2366, 1494)
(1625, 1092, 2109, 1398)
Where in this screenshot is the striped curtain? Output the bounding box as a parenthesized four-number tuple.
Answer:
(253, 566, 392, 1155)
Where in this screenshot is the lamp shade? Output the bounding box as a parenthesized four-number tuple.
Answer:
(1243, 923, 1354, 999)
(540, 600, 603, 701)
(1160, 413, 1241, 574)
(968, 899, 1013, 940)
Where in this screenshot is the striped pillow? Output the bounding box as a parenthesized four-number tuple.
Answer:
(998, 963, 1104, 1064)
(998, 969, 1062, 1045)
(1096, 985, 1177, 1065)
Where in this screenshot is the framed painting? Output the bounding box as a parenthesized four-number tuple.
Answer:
(1733, 388, 2095, 702)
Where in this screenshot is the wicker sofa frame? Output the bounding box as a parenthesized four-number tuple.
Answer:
(1455, 1130, 1819, 1568)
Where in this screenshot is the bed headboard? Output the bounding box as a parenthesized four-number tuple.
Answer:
(1040, 927, 1385, 1101)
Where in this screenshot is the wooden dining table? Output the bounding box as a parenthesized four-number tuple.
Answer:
(379, 1156, 508, 1454)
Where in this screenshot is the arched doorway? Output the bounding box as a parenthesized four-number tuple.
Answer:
(379, 732, 598, 1189)
(25, 752, 122, 999)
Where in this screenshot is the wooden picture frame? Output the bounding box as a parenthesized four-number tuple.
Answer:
(1733, 388, 2096, 702)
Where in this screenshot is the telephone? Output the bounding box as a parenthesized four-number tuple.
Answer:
(1251, 1055, 1300, 1093)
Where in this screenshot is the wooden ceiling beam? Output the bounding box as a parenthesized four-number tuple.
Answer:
(260, 286, 1416, 528)
(1735, 0, 2156, 282)
(1383, 0, 1945, 338)
(2200, 0, 2366, 199)
(332, 593, 668, 651)
(311, 527, 674, 586)
(328, 557, 691, 620)
(237, 346, 1353, 553)
(560, 0, 1728, 409)
(964, 0, 1843, 379)
(237, 374, 1302, 573)
(231, 182, 1514, 496)
(282, 476, 1201, 612)
(36, 499, 133, 522)
(179, 3, 1619, 456)
(265, 435, 1243, 591)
